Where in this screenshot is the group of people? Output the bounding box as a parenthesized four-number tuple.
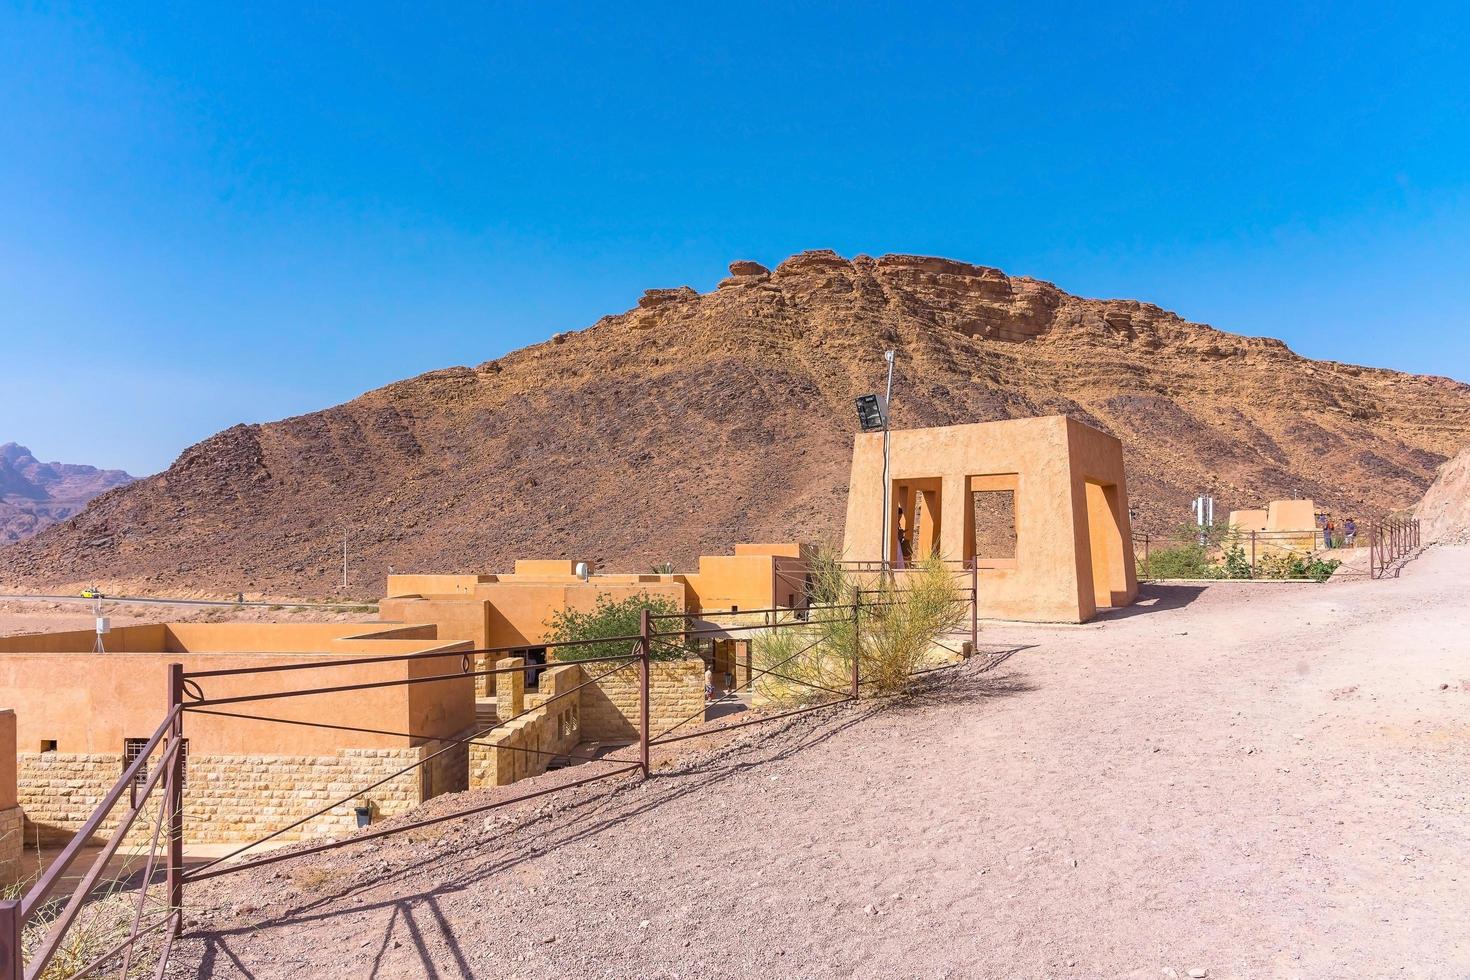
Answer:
(1319, 516, 1357, 549)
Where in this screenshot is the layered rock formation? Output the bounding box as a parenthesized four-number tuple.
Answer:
(2, 250, 1467, 597)
(0, 444, 135, 546)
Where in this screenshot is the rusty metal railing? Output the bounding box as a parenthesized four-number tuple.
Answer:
(1368, 517, 1420, 579)
(1134, 528, 1358, 581)
(3, 562, 984, 978)
(1, 702, 185, 980)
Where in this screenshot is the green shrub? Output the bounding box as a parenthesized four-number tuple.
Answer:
(752, 553, 969, 700)
(1220, 544, 1253, 579)
(1252, 551, 1341, 581)
(1302, 556, 1341, 582)
(544, 592, 697, 662)
(1254, 552, 1302, 579)
(1138, 542, 1216, 579)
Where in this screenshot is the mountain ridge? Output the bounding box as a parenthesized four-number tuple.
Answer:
(2, 249, 1467, 598)
(0, 443, 136, 546)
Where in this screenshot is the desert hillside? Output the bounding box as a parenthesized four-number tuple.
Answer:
(1416, 443, 1470, 545)
(2, 250, 1468, 598)
(0, 443, 135, 546)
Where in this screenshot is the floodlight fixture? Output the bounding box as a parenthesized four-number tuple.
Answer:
(855, 394, 888, 433)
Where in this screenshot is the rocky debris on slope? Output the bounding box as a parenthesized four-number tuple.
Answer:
(2, 249, 1468, 599)
(1416, 443, 1470, 545)
(0, 443, 135, 545)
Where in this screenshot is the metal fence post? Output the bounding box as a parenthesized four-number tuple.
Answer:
(1250, 531, 1257, 570)
(1143, 533, 1150, 577)
(0, 899, 20, 980)
(970, 560, 979, 655)
(166, 663, 185, 937)
(638, 609, 651, 779)
(850, 587, 861, 700)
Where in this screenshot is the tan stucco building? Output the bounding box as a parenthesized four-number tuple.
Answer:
(0, 622, 476, 844)
(842, 415, 1137, 623)
(1227, 499, 1321, 553)
(379, 543, 813, 695)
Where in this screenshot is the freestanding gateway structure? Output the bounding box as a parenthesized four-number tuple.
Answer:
(842, 415, 1137, 623)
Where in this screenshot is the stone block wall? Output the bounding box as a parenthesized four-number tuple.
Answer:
(17, 735, 471, 846)
(0, 805, 22, 884)
(580, 658, 704, 742)
(470, 665, 581, 788)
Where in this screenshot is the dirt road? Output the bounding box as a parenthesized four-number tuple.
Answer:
(175, 547, 1470, 979)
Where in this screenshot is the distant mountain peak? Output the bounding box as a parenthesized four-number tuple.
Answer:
(0, 443, 135, 545)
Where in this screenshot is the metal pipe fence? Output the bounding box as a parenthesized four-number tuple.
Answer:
(1133, 518, 1420, 582)
(1368, 517, 1420, 579)
(1, 704, 184, 980)
(3, 573, 981, 978)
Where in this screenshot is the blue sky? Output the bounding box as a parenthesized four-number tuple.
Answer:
(2, 2, 1468, 475)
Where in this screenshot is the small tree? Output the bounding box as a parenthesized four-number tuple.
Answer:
(544, 592, 698, 662)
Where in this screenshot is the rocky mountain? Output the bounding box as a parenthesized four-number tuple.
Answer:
(2, 250, 1468, 598)
(1416, 443, 1470, 546)
(0, 443, 136, 546)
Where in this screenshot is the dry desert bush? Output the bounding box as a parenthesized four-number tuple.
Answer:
(753, 553, 969, 702)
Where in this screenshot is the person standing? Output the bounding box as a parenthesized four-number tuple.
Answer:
(1344, 517, 1357, 547)
(1322, 519, 1335, 549)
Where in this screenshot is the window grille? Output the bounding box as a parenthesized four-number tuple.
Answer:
(123, 737, 188, 808)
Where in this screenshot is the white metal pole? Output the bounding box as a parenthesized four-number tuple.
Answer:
(880, 350, 896, 570)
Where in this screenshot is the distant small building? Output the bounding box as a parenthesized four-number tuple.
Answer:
(1226, 499, 1320, 553)
(841, 415, 1138, 623)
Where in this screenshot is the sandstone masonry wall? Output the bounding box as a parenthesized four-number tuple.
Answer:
(0, 805, 21, 884)
(470, 665, 582, 788)
(580, 659, 704, 742)
(18, 738, 469, 845)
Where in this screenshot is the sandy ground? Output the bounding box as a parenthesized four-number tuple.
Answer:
(156, 546, 1469, 979)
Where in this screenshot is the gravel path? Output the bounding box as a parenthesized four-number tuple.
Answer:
(172, 546, 1470, 979)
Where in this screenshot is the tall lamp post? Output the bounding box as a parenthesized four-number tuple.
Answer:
(855, 350, 897, 569)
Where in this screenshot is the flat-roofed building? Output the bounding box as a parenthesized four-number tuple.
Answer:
(842, 416, 1138, 623)
(0, 622, 475, 844)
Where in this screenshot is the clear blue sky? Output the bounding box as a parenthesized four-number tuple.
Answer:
(3, 2, 1468, 475)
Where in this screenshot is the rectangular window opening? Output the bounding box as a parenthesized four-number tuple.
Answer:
(123, 738, 149, 785)
(40, 739, 57, 753)
(123, 737, 188, 807)
(972, 489, 1018, 562)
